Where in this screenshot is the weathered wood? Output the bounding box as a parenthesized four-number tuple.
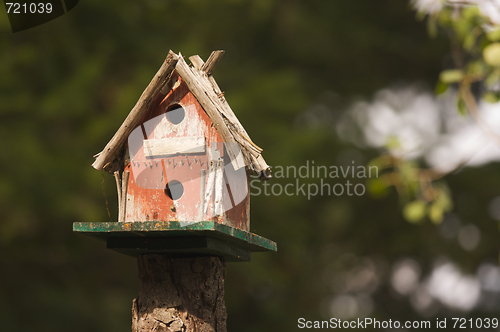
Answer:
(214, 160, 224, 216)
(132, 255, 227, 332)
(201, 50, 225, 76)
(114, 171, 122, 222)
(207, 76, 225, 102)
(92, 51, 179, 172)
(143, 136, 206, 158)
(189, 55, 205, 70)
(204, 160, 216, 215)
(198, 169, 206, 220)
(120, 171, 129, 222)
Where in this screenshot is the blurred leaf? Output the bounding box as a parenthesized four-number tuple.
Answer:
(428, 186, 452, 225)
(368, 155, 391, 171)
(439, 69, 464, 83)
(483, 42, 500, 67)
(485, 69, 500, 87)
(367, 177, 391, 199)
(435, 186, 453, 212)
(385, 135, 401, 150)
(403, 200, 427, 223)
(427, 16, 438, 38)
(462, 6, 481, 21)
(428, 201, 444, 224)
(399, 161, 418, 184)
(482, 91, 500, 103)
(457, 96, 467, 116)
(486, 28, 500, 41)
(466, 60, 486, 78)
(463, 27, 479, 51)
(451, 15, 473, 41)
(437, 7, 452, 26)
(434, 80, 448, 95)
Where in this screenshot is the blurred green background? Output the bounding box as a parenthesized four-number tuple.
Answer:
(1, 1, 500, 331)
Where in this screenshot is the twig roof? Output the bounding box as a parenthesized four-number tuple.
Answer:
(92, 50, 271, 179)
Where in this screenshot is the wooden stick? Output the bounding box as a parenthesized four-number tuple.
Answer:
(92, 51, 179, 172)
(223, 171, 235, 209)
(204, 162, 216, 215)
(198, 169, 206, 221)
(189, 55, 204, 70)
(114, 171, 122, 222)
(120, 171, 130, 222)
(214, 159, 224, 216)
(201, 50, 225, 75)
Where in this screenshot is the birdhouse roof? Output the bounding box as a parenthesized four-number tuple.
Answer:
(91, 50, 271, 179)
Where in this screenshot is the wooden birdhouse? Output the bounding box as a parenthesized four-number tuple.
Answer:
(73, 50, 276, 261)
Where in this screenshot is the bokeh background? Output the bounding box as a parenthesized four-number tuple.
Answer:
(1, 1, 500, 331)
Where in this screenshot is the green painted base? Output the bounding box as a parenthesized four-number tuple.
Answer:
(72, 221, 277, 262)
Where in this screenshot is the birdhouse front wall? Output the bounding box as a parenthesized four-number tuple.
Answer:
(123, 72, 250, 231)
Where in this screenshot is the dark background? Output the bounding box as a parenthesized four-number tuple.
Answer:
(1, 1, 499, 331)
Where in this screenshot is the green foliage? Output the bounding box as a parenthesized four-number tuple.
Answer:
(439, 69, 465, 83)
(403, 200, 427, 223)
(429, 185, 453, 224)
(380, 1, 500, 227)
(435, 79, 449, 94)
(457, 96, 468, 116)
(486, 27, 500, 41)
(366, 177, 391, 198)
(426, 3, 500, 116)
(483, 42, 500, 67)
(482, 91, 500, 103)
(368, 152, 454, 224)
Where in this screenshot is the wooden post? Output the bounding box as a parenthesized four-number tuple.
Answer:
(132, 255, 227, 332)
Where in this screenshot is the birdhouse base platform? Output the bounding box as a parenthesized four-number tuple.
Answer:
(72, 221, 277, 262)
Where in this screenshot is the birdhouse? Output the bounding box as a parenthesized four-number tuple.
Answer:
(73, 50, 276, 261)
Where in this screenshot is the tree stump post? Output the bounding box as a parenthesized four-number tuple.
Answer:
(132, 255, 227, 332)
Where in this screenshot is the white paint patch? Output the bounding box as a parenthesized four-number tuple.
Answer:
(143, 136, 205, 157)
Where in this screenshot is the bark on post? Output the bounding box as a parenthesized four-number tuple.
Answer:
(132, 255, 227, 332)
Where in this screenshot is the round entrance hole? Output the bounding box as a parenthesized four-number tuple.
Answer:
(166, 104, 185, 125)
(165, 180, 184, 200)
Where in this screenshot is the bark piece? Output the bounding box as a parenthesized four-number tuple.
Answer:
(132, 255, 227, 332)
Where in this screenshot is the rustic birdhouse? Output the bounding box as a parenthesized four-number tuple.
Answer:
(73, 50, 276, 261)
